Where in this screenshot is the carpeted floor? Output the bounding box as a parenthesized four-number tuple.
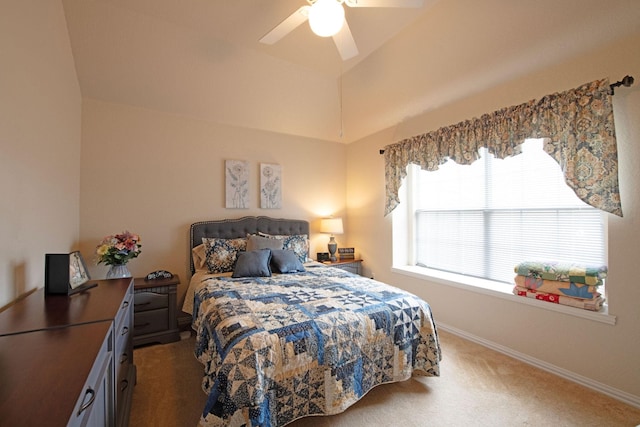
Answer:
(130, 330, 640, 427)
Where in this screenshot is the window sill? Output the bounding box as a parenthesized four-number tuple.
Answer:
(391, 266, 616, 326)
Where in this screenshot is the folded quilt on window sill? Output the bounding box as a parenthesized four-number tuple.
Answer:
(513, 285, 605, 312)
(514, 261, 607, 286)
(513, 275, 599, 300)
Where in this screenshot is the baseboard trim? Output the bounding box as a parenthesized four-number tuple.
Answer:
(437, 322, 640, 409)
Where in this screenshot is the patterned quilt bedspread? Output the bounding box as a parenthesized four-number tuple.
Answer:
(192, 263, 441, 427)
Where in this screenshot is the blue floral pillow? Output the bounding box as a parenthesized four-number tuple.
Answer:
(202, 237, 247, 274)
(258, 233, 309, 263)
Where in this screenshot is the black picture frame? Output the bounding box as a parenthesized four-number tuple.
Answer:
(45, 252, 97, 296)
(317, 252, 330, 262)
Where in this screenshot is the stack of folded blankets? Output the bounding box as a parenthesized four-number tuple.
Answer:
(513, 261, 607, 311)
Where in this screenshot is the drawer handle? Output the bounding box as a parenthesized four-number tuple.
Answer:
(77, 388, 96, 415)
(134, 302, 151, 308)
(120, 379, 129, 392)
(120, 353, 128, 364)
(122, 300, 130, 309)
(121, 326, 129, 336)
(135, 322, 151, 329)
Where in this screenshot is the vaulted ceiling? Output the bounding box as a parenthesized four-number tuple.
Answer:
(62, 0, 640, 143)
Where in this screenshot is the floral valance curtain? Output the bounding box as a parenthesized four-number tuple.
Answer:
(383, 78, 622, 217)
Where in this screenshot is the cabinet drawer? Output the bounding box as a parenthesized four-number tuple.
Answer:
(115, 304, 131, 345)
(115, 324, 131, 374)
(116, 354, 131, 411)
(68, 326, 114, 427)
(116, 349, 132, 383)
(134, 308, 169, 336)
(134, 292, 168, 312)
(114, 310, 131, 358)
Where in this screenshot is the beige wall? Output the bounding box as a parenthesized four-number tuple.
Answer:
(78, 99, 347, 306)
(3, 0, 639, 409)
(0, 1, 81, 309)
(347, 32, 640, 401)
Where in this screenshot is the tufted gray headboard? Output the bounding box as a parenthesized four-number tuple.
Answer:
(189, 216, 310, 274)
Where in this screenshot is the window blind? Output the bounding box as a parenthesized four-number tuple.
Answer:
(412, 139, 605, 284)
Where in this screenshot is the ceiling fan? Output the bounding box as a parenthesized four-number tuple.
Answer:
(259, 0, 425, 61)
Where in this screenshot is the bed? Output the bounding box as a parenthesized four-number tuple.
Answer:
(183, 216, 441, 427)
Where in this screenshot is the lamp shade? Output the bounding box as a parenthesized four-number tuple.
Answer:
(308, 0, 345, 37)
(320, 217, 343, 235)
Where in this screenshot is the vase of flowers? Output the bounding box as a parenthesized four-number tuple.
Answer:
(105, 264, 132, 279)
(96, 231, 142, 279)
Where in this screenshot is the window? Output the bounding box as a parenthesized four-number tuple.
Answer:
(400, 139, 606, 285)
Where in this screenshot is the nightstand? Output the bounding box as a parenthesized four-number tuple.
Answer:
(133, 275, 180, 347)
(322, 259, 363, 276)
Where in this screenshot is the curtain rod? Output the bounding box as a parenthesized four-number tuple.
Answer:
(379, 75, 634, 155)
(610, 75, 634, 94)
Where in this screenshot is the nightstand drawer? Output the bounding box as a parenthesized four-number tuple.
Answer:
(133, 309, 169, 336)
(133, 275, 180, 346)
(336, 263, 360, 275)
(323, 259, 363, 276)
(134, 292, 168, 312)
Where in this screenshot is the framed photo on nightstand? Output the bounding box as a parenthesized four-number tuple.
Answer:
(338, 247, 355, 260)
(317, 252, 330, 262)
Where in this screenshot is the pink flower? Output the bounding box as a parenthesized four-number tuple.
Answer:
(96, 230, 142, 266)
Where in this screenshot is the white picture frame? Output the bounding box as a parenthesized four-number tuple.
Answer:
(69, 251, 90, 289)
(260, 163, 281, 209)
(225, 159, 249, 208)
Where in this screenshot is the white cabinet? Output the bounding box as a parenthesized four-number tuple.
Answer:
(115, 282, 136, 426)
(69, 325, 115, 427)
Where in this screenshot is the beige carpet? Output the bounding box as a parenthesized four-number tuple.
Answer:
(130, 330, 640, 427)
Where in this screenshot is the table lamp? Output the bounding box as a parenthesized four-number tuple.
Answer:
(320, 217, 343, 262)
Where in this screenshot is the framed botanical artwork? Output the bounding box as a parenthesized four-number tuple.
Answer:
(225, 160, 249, 208)
(260, 163, 281, 209)
(69, 250, 90, 289)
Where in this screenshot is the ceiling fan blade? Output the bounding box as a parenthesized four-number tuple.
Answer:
(259, 5, 310, 45)
(332, 20, 358, 60)
(345, 0, 424, 7)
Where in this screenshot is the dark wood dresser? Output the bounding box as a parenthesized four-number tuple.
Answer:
(0, 278, 136, 427)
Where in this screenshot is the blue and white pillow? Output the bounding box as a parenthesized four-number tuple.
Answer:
(202, 237, 247, 274)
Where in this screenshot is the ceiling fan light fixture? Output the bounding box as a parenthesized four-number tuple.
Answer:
(309, 0, 345, 37)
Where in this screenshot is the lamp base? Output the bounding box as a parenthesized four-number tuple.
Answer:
(328, 236, 337, 262)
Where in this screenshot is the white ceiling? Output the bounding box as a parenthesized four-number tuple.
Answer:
(62, 0, 640, 143)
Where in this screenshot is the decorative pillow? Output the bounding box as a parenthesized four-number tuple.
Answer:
(246, 234, 284, 251)
(270, 249, 306, 274)
(191, 244, 207, 271)
(202, 237, 247, 274)
(232, 249, 272, 278)
(258, 233, 309, 263)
